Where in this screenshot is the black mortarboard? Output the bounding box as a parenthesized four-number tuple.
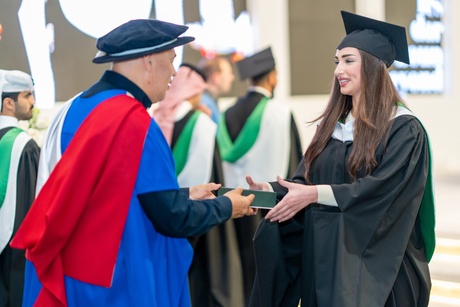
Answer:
(93, 19, 195, 64)
(236, 47, 276, 80)
(337, 11, 410, 67)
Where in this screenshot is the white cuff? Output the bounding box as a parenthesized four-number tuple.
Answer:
(316, 185, 338, 207)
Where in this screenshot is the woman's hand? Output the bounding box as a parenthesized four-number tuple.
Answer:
(189, 183, 221, 200)
(265, 176, 317, 223)
(246, 175, 271, 191)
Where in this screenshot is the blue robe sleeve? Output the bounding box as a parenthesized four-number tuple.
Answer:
(136, 120, 232, 237)
(138, 190, 232, 237)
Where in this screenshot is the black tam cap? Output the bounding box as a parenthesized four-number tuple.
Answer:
(337, 11, 410, 67)
(236, 47, 276, 80)
(93, 19, 195, 64)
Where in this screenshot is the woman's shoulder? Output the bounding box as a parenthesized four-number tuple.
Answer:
(391, 112, 426, 141)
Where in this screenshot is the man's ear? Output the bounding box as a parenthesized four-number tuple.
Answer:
(142, 55, 153, 72)
(0, 97, 14, 113)
(268, 70, 277, 87)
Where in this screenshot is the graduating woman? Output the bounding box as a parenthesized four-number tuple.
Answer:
(247, 11, 435, 307)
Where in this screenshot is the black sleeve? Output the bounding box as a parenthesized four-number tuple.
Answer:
(14, 140, 40, 233)
(138, 189, 232, 237)
(211, 141, 225, 185)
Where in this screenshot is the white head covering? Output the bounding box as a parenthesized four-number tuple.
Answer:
(0, 70, 34, 111)
(0, 70, 34, 94)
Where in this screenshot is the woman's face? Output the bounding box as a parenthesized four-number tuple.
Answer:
(334, 47, 362, 100)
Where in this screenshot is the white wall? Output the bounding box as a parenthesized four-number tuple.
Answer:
(245, 0, 460, 176)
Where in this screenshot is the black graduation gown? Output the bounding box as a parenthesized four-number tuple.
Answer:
(172, 111, 246, 307)
(0, 127, 40, 307)
(250, 115, 431, 307)
(224, 91, 303, 306)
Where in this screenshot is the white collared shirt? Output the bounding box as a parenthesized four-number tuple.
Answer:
(0, 115, 19, 130)
(248, 86, 272, 98)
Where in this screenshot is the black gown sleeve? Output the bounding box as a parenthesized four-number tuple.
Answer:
(14, 139, 40, 232)
(138, 189, 232, 237)
(211, 140, 225, 185)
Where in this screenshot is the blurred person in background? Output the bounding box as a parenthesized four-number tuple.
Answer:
(153, 62, 246, 307)
(217, 47, 303, 306)
(0, 69, 39, 307)
(198, 56, 235, 124)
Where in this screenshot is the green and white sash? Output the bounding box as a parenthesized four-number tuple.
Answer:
(173, 111, 200, 176)
(0, 128, 32, 253)
(218, 98, 291, 187)
(173, 103, 217, 187)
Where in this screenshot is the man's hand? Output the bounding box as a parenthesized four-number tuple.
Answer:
(223, 187, 256, 218)
(190, 183, 221, 200)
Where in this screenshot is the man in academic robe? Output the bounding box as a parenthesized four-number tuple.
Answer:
(0, 70, 40, 307)
(10, 19, 255, 307)
(217, 47, 303, 306)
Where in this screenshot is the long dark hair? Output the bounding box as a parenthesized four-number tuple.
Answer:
(303, 50, 405, 181)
